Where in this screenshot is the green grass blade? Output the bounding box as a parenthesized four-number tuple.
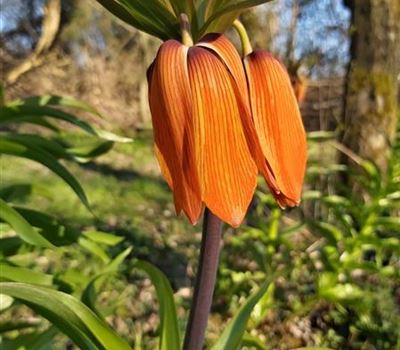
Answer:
(0, 139, 90, 209)
(211, 282, 270, 350)
(0, 282, 131, 350)
(0, 199, 53, 248)
(135, 260, 180, 350)
(0, 263, 54, 286)
(13, 207, 80, 246)
(0, 327, 57, 350)
(0, 105, 131, 142)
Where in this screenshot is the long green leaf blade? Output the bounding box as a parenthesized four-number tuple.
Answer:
(135, 260, 180, 350)
(0, 139, 90, 209)
(0, 199, 53, 248)
(0, 282, 131, 350)
(211, 282, 270, 350)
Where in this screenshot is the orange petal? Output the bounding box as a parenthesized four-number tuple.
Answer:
(198, 34, 279, 194)
(197, 34, 249, 105)
(148, 40, 202, 223)
(187, 46, 257, 227)
(244, 51, 307, 205)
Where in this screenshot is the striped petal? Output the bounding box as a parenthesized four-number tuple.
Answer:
(197, 34, 249, 105)
(148, 40, 202, 223)
(244, 50, 307, 206)
(197, 34, 279, 194)
(187, 46, 257, 227)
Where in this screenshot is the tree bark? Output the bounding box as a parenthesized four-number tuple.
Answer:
(342, 0, 400, 172)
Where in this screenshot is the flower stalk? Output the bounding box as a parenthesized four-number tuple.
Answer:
(183, 208, 223, 350)
(232, 20, 253, 56)
(180, 13, 194, 47)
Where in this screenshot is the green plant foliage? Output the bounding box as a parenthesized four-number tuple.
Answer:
(0, 283, 132, 350)
(95, 0, 274, 41)
(212, 282, 270, 350)
(135, 260, 181, 350)
(0, 199, 53, 248)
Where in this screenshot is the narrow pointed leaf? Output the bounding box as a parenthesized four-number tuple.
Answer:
(0, 263, 54, 285)
(211, 282, 270, 350)
(15, 95, 102, 116)
(0, 282, 131, 350)
(199, 0, 273, 36)
(0, 139, 90, 209)
(0, 199, 53, 248)
(0, 105, 130, 142)
(135, 260, 180, 350)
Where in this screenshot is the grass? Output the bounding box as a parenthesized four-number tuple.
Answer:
(1, 130, 202, 348)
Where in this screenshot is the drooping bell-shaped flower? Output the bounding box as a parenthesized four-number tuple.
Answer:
(148, 23, 307, 227)
(243, 50, 307, 207)
(148, 34, 258, 227)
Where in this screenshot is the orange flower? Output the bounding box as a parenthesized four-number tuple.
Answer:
(147, 34, 307, 227)
(243, 50, 307, 208)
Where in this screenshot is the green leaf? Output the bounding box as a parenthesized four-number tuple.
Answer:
(81, 275, 106, 319)
(78, 237, 110, 263)
(67, 140, 114, 162)
(19, 95, 102, 116)
(319, 283, 364, 304)
(0, 199, 53, 248)
(96, 0, 180, 40)
(105, 247, 133, 273)
(0, 327, 58, 350)
(0, 183, 32, 202)
(1, 133, 71, 160)
(211, 282, 270, 350)
(0, 236, 22, 257)
(81, 246, 131, 319)
(135, 260, 180, 350)
(83, 231, 124, 246)
(13, 207, 79, 246)
(199, 0, 273, 37)
(0, 139, 90, 209)
(1, 134, 114, 163)
(0, 263, 54, 286)
(0, 319, 41, 333)
(0, 282, 131, 350)
(0, 105, 131, 143)
(306, 220, 343, 244)
(240, 333, 268, 350)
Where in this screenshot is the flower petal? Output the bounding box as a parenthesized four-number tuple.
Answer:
(197, 33, 249, 105)
(198, 34, 279, 194)
(244, 51, 307, 205)
(148, 40, 202, 223)
(187, 46, 257, 227)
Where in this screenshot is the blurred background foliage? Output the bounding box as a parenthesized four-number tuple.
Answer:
(0, 0, 399, 349)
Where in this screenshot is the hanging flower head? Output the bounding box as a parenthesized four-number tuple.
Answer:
(147, 16, 307, 227)
(96, 1, 307, 227)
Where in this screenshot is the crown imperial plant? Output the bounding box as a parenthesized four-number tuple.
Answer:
(95, 1, 307, 349)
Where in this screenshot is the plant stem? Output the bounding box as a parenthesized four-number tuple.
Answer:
(183, 208, 223, 350)
(180, 13, 194, 47)
(232, 20, 253, 56)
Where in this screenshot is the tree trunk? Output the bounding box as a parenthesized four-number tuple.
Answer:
(342, 0, 400, 172)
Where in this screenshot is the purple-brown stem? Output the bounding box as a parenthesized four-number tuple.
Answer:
(183, 208, 223, 350)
